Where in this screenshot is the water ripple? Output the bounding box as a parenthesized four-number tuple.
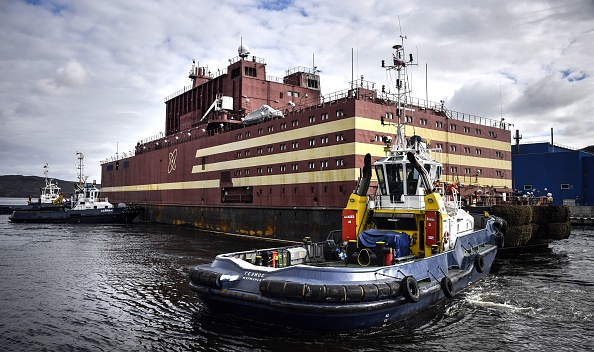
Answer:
(1, 216, 594, 351)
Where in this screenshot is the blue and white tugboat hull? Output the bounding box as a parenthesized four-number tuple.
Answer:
(189, 224, 500, 331)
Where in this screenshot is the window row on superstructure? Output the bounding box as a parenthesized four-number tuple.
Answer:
(234, 109, 347, 141)
(233, 133, 346, 159)
(233, 158, 346, 177)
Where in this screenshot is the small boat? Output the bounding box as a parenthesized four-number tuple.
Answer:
(0, 163, 68, 214)
(189, 38, 505, 331)
(9, 153, 142, 223)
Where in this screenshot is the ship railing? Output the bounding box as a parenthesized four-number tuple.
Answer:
(281, 89, 353, 116)
(349, 79, 378, 91)
(285, 66, 317, 76)
(374, 92, 510, 130)
(285, 85, 508, 131)
(164, 68, 229, 101)
(464, 193, 553, 207)
(323, 89, 351, 102)
(372, 194, 425, 210)
(266, 75, 285, 84)
(137, 132, 165, 145)
(164, 84, 194, 102)
(439, 184, 463, 210)
(101, 151, 136, 165)
(130, 123, 249, 157)
(229, 55, 266, 66)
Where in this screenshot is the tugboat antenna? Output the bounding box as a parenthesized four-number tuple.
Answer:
(76, 152, 87, 188)
(397, 15, 406, 40)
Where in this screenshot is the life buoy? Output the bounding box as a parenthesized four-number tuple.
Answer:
(474, 254, 485, 273)
(401, 276, 420, 303)
(357, 248, 372, 266)
(440, 276, 454, 298)
(443, 231, 450, 244)
(446, 183, 458, 195)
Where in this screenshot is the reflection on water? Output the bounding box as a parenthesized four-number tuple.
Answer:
(0, 213, 593, 351)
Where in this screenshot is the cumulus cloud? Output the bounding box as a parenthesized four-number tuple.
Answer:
(33, 59, 90, 94)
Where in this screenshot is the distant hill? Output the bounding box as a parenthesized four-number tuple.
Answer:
(0, 175, 78, 198)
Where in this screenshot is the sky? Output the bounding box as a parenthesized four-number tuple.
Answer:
(0, 0, 592, 181)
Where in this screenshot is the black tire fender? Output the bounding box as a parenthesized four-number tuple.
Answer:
(401, 276, 420, 303)
(475, 254, 485, 273)
(440, 276, 454, 298)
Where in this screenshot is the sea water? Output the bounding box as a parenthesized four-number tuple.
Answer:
(0, 198, 593, 351)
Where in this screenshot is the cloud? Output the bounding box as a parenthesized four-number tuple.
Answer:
(0, 0, 593, 182)
(33, 59, 90, 94)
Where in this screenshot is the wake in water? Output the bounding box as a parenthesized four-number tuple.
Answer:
(457, 279, 544, 317)
(464, 297, 540, 314)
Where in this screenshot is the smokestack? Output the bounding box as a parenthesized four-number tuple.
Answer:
(514, 129, 522, 154)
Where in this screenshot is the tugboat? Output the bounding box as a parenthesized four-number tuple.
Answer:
(0, 163, 68, 214)
(9, 153, 142, 224)
(188, 37, 505, 331)
(32, 163, 66, 207)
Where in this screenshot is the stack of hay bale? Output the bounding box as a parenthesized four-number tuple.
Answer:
(530, 205, 571, 242)
(489, 205, 571, 247)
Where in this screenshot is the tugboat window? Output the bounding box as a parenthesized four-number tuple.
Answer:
(406, 165, 419, 195)
(375, 165, 386, 195)
(385, 163, 404, 200)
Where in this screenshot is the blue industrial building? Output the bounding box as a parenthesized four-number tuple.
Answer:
(512, 142, 594, 206)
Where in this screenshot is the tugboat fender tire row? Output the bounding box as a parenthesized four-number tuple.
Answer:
(259, 279, 402, 303)
(440, 276, 454, 298)
(401, 275, 420, 303)
(474, 254, 485, 273)
(190, 268, 222, 289)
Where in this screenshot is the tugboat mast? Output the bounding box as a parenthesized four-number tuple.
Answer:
(76, 152, 87, 189)
(43, 163, 50, 187)
(382, 33, 416, 152)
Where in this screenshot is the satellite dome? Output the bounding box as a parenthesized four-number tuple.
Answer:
(238, 44, 250, 58)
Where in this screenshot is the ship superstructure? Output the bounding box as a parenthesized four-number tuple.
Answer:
(101, 42, 512, 241)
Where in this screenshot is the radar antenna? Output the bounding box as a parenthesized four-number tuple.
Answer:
(238, 37, 250, 59)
